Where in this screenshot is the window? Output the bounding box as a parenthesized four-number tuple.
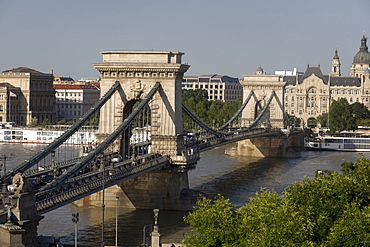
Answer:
(0, 105, 3, 111)
(291, 110, 294, 115)
(299, 110, 302, 115)
(291, 103, 294, 107)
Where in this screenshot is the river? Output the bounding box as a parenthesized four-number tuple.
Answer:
(1, 143, 369, 246)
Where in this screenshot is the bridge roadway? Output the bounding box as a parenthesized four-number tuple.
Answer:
(0, 127, 282, 218)
(19, 128, 280, 214)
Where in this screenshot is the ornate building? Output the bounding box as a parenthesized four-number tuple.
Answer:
(350, 34, 370, 81)
(0, 67, 56, 126)
(241, 35, 370, 128)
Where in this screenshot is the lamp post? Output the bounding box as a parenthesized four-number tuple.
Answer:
(0, 153, 13, 196)
(5, 194, 19, 225)
(72, 213, 79, 247)
(115, 196, 119, 247)
(151, 209, 161, 247)
(101, 156, 106, 246)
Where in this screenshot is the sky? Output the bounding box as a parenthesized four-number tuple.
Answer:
(0, 0, 369, 80)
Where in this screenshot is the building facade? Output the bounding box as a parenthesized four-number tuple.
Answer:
(0, 83, 22, 124)
(54, 84, 100, 122)
(182, 74, 243, 103)
(241, 35, 370, 128)
(0, 67, 56, 126)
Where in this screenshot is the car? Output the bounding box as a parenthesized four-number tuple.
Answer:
(111, 155, 123, 163)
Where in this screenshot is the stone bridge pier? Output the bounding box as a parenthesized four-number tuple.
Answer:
(225, 129, 304, 158)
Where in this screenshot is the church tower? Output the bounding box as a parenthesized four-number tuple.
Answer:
(331, 48, 341, 77)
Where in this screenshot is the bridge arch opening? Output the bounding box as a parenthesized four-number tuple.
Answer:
(254, 99, 271, 128)
(307, 117, 317, 128)
(119, 99, 152, 160)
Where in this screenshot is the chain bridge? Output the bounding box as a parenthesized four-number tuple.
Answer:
(0, 51, 303, 246)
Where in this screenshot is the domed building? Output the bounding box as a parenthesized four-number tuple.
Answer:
(241, 35, 370, 128)
(350, 34, 370, 82)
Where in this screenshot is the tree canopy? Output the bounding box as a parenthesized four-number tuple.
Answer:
(183, 156, 370, 246)
(182, 89, 242, 131)
(325, 98, 370, 132)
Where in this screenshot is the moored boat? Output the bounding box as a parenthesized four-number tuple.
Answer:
(304, 133, 370, 152)
(0, 128, 97, 145)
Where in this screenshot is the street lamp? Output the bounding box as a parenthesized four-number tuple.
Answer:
(151, 209, 161, 247)
(72, 213, 79, 247)
(115, 196, 119, 247)
(101, 159, 106, 246)
(153, 209, 159, 232)
(4, 194, 19, 225)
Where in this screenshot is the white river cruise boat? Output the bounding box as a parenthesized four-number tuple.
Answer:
(305, 133, 370, 152)
(0, 127, 97, 145)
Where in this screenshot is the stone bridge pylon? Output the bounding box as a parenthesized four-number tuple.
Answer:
(88, 51, 200, 210)
(93, 51, 198, 165)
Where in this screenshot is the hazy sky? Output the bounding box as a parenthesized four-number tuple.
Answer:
(1, 0, 369, 80)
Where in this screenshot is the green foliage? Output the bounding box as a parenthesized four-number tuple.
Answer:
(183, 195, 241, 247)
(56, 119, 67, 125)
(182, 89, 242, 131)
(328, 99, 370, 132)
(183, 157, 370, 246)
(84, 111, 100, 126)
(316, 112, 328, 127)
(287, 114, 301, 127)
(41, 118, 52, 127)
(329, 98, 353, 132)
(29, 117, 38, 127)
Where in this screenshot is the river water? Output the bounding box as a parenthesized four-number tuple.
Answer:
(1, 143, 369, 246)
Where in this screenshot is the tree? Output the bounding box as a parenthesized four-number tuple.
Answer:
(183, 157, 370, 246)
(329, 98, 354, 131)
(183, 195, 241, 247)
(41, 118, 52, 127)
(29, 117, 38, 127)
(316, 112, 328, 127)
(182, 89, 242, 131)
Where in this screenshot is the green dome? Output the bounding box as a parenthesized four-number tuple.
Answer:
(353, 35, 370, 64)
